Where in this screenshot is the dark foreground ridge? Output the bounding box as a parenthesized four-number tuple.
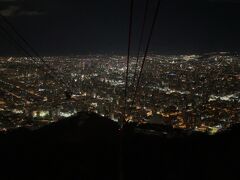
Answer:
(0, 112, 240, 180)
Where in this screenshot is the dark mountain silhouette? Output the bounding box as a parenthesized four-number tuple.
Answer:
(0, 112, 239, 180)
(0, 112, 119, 180)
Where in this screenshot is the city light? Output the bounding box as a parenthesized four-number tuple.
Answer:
(0, 53, 239, 134)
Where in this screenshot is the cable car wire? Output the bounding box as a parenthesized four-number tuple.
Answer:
(131, 0, 161, 109)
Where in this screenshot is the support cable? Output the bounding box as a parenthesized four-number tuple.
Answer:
(0, 14, 70, 92)
(131, 0, 150, 88)
(124, 0, 134, 121)
(131, 0, 161, 109)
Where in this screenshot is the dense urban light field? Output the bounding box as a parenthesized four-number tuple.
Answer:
(0, 52, 239, 133)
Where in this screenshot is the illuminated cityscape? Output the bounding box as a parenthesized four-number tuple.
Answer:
(0, 52, 239, 133)
(1, 0, 240, 179)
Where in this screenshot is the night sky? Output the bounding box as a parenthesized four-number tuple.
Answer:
(1, 0, 240, 56)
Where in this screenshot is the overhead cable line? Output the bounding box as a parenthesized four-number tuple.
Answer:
(131, 0, 150, 88)
(131, 0, 161, 109)
(124, 0, 134, 120)
(0, 15, 50, 67)
(0, 14, 70, 92)
(0, 23, 37, 61)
